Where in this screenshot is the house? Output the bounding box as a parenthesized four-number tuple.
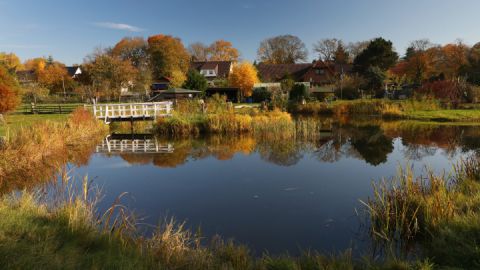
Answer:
(256, 61, 351, 99)
(15, 70, 36, 85)
(150, 76, 172, 94)
(256, 61, 351, 87)
(190, 61, 233, 84)
(66, 66, 82, 79)
(156, 88, 202, 101)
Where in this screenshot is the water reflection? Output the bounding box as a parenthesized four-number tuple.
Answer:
(73, 119, 480, 255)
(102, 121, 480, 168)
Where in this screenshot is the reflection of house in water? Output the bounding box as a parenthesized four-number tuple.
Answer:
(96, 134, 174, 154)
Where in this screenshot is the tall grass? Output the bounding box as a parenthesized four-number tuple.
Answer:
(155, 109, 294, 137)
(362, 156, 480, 268)
(0, 108, 108, 192)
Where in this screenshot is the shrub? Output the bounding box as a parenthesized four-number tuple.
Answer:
(252, 87, 272, 102)
(416, 80, 466, 107)
(289, 84, 309, 101)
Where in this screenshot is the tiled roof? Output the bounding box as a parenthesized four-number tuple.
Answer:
(191, 61, 232, 78)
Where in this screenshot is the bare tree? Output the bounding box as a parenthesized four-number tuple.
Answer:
(257, 35, 308, 64)
(409, 39, 435, 52)
(347, 41, 370, 61)
(188, 42, 210, 61)
(313, 38, 341, 61)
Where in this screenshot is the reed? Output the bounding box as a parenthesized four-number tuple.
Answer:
(155, 110, 294, 137)
(0, 108, 108, 192)
(362, 156, 480, 267)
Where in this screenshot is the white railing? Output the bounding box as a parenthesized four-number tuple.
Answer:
(92, 102, 172, 123)
(96, 138, 174, 154)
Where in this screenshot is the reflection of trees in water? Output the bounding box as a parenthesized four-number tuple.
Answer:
(403, 145, 438, 160)
(348, 126, 394, 166)
(256, 138, 303, 166)
(115, 120, 480, 168)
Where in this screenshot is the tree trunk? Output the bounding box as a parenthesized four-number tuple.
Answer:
(0, 114, 5, 125)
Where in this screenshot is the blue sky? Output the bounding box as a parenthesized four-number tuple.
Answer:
(1, 0, 479, 65)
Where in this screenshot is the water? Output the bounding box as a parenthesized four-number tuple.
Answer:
(69, 119, 480, 255)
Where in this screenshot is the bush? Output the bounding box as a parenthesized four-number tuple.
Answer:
(289, 84, 309, 101)
(416, 80, 466, 107)
(252, 87, 272, 102)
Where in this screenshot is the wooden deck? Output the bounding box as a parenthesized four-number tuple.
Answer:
(91, 102, 172, 124)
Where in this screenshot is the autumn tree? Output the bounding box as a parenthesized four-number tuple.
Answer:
(24, 57, 46, 75)
(169, 69, 187, 88)
(83, 53, 137, 101)
(208, 40, 240, 61)
(257, 35, 308, 64)
(334, 42, 349, 64)
(147, 34, 190, 81)
(188, 42, 209, 61)
(183, 69, 208, 93)
(112, 37, 151, 93)
(0, 52, 23, 72)
(38, 62, 74, 96)
(228, 61, 259, 99)
(0, 65, 20, 115)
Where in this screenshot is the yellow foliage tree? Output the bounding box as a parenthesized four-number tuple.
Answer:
(0, 52, 23, 71)
(24, 58, 46, 73)
(169, 69, 187, 88)
(228, 62, 259, 98)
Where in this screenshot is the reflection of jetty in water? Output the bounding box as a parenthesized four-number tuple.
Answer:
(96, 134, 174, 154)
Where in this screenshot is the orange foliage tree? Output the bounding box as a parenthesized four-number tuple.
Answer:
(147, 34, 190, 80)
(0, 66, 21, 114)
(228, 61, 259, 98)
(38, 63, 74, 94)
(209, 40, 240, 61)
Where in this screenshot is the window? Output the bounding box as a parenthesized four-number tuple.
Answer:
(315, 69, 325, 75)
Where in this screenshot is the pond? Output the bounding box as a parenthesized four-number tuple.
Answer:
(68, 118, 480, 255)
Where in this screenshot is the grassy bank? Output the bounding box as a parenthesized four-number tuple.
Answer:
(289, 99, 480, 122)
(0, 113, 68, 136)
(0, 109, 108, 192)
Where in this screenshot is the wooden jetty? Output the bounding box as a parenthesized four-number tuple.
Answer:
(91, 102, 173, 124)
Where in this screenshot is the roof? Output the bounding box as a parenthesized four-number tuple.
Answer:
(66, 66, 81, 77)
(163, 88, 202, 94)
(191, 61, 232, 78)
(15, 70, 36, 82)
(256, 63, 312, 82)
(257, 61, 352, 84)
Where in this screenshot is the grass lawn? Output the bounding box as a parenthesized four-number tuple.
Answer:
(0, 114, 69, 137)
(404, 109, 480, 122)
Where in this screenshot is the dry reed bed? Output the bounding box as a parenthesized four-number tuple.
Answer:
(155, 110, 295, 137)
(0, 108, 108, 192)
(361, 156, 480, 267)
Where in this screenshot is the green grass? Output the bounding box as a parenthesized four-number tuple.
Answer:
(0, 114, 69, 136)
(404, 109, 480, 122)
